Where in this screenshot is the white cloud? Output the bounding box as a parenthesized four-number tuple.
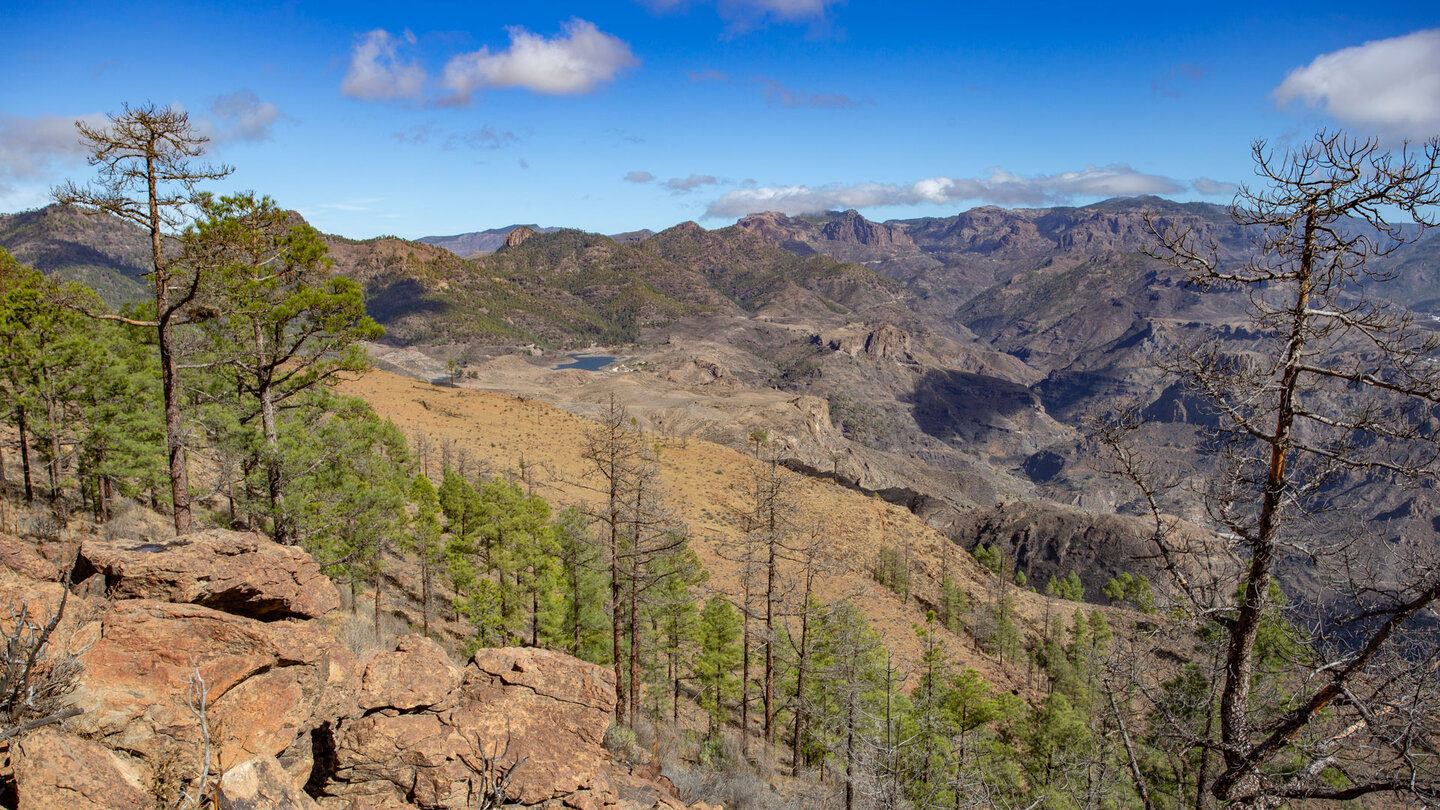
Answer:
(665, 174, 719, 192)
(0, 111, 104, 181)
(341, 29, 427, 101)
(1274, 28, 1440, 139)
(625, 170, 655, 183)
(704, 165, 1185, 218)
(442, 19, 637, 102)
(756, 77, 866, 108)
(202, 90, 280, 142)
(1192, 177, 1237, 196)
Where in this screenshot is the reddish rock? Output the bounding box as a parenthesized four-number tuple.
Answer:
(218, 754, 321, 809)
(454, 647, 617, 805)
(358, 633, 461, 712)
(323, 644, 625, 809)
(76, 529, 340, 620)
(68, 599, 356, 778)
(504, 226, 536, 248)
(11, 727, 149, 810)
(820, 209, 914, 247)
(0, 534, 59, 581)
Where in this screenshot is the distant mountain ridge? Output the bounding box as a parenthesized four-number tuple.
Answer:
(416, 225, 563, 257)
(0, 205, 150, 305)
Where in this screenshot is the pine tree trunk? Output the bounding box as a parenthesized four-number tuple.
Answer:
(374, 570, 382, 637)
(421, 556, 431, 636)
(158, 313, 193, 535)
(628, 561, 641, 723)
(741, 614, 751, 760)
(16, 405, 33, 505)
(791, 575, 812, 777)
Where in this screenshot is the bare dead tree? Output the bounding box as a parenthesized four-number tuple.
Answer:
(578, 395, 644, 727)
(1, 561, 82, 743)
(464, 732, 528, 810)
(53, 103, 232, 535)
(170, 664, 213, 810)
(1129, 130, 1440, 806)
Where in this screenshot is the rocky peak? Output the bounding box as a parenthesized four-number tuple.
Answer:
(733, 211, 808, 244)
(820, 209, 914, 247)
(504, 225, 536, 248)
(824, 322, 915, 362)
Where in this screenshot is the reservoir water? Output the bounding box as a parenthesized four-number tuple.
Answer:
(554, 354, 616, 371)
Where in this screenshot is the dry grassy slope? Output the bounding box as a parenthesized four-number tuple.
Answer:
(340, 368, 1144, 695)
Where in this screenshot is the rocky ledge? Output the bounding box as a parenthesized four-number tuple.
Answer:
(1, 529, 713, 810)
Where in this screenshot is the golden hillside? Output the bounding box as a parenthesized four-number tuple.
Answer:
(340, 368, 1121, 694)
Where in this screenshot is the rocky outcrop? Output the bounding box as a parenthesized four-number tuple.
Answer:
(219, 755, 321, 809)
(820, 209, 913, 247)
(10, 727, 150, 810)
(5, 527, 707, 810)
(75, 529, 340, 620)
(323, 643, 636, 809)
(505, 226, 537, 248)
(68, 599, 358, 781)
(665, 358, 734, 387)
(824, 323, 914, 362)
(0, 534, 59, 582)
(948, 501, 1232, 603)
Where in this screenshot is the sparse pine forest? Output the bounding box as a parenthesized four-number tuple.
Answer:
(2, 104, 1439, 810)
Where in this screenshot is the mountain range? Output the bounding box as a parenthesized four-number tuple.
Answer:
(5, 197, 1438, 609)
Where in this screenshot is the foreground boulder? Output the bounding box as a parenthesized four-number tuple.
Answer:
(320, 640, 686, 809)
(4, 526, 707, 810)
(0, 533, 60, 582)
(11, 727, 149, 810)
(75, 529, 340, 620)
(219, 755, 321, 809)
(68, 599, 358, 784)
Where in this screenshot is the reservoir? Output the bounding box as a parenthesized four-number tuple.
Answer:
(554, 354, 616, 371)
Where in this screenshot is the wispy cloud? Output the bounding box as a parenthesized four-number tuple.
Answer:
(1274, 28, 1440, 139)
(1153, 63, 1205, 98)
(201, 90, 281, 142)
(393, 124, 434, 145)
(688, 68, 732, 83)
(640, 0, 842, 33)
(1192, 177, 1237, 196)
(442, 19, 638, 103)
(393, 123, 518, 149)
(447, 126, 519, 150)
(665, 174, 719, 192)
(624, 170, 655, 183)
(756, 77, 867, 108)
(704, 165, 1186, 218)
(0, 111, 105, 181)
(341, 29, 427, 101)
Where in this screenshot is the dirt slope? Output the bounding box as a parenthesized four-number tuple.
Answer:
(339, 368, 1116, 693)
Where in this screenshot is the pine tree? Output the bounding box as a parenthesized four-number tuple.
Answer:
(186, 191, 381, 544)
(405, 474, 445, 636)
(695, 595, 742, 740)
(54, 103, 232, 534)
(551, 507, 610, 664)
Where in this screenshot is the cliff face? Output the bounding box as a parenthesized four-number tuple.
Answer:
(3, 530, 705, 810)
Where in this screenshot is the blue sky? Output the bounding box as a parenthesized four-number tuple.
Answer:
(3, 1, 1438, 239)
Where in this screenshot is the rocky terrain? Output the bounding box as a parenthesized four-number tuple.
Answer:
(0, 528, 716, 810)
